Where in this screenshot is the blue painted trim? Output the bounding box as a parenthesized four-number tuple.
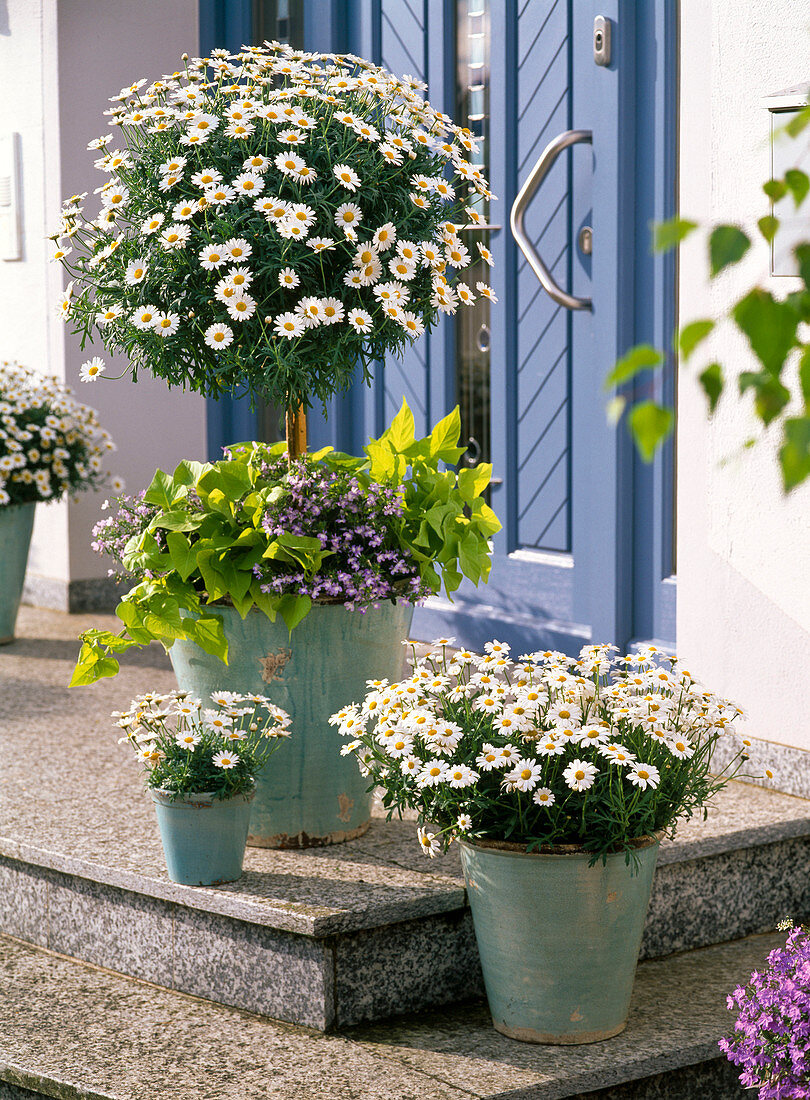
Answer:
(630, 0, 678, 647)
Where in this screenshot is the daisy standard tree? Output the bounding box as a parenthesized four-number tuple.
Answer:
(53, 42, 496, 457)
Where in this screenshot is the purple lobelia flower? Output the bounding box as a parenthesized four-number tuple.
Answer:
(255, 455, 428, 610)
(719, 923, 810, 1097)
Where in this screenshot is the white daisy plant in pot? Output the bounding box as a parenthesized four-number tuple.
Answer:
(331, 640, 763, 1044)
(52, 41, 495, 456)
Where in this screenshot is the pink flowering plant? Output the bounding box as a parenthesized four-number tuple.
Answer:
(331, 639, 758, 862)
(720, 921, 810, 1097)
(116, 688, 291, 800)
(52, 42, 494, 415)
(71, 401, 499, 685)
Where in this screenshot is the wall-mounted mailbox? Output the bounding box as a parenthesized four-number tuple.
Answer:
(762, 83, 810, 278)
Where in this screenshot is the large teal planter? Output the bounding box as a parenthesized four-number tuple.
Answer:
(0, 503, 35, 645)
(169, 600, 413, 848)
(459, 837, 660, 1044)
(151, 789, 254, 885)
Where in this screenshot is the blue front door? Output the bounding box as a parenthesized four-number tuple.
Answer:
(343, 0, 677, 654)
(203, 0, 677, 654)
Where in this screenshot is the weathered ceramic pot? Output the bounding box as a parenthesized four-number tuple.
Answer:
(151, 788, 254, 886)
(459, 835, 660, 1044)
(0, 503, 35, 644)
(169, 600, 413, 848)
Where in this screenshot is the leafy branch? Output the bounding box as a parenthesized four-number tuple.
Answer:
(612, 106, 810, 490)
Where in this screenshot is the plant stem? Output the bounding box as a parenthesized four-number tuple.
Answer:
(285, 401, 307, 463)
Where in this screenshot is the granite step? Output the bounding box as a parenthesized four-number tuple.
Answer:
(2, 607, 810, 1031)
(0, 929, 770, 1099)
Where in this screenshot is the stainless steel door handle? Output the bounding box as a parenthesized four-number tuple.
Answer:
(510, 129, 593, 312)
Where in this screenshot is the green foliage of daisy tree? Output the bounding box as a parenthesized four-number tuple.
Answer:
(52, 42, 496, 456)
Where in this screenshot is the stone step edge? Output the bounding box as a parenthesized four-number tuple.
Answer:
(2, 809, 808, 940)
(1, 930, 771, 1100)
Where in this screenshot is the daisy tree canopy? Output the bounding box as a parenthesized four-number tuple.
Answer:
(53, 42, 495, 454)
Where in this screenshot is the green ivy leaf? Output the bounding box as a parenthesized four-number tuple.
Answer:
(458, 531, 483, 585)
(144, 468, 183, 510)
(698, 363, 724, 413)
(784, 168, 810, 209)
(709, 225, 751, 277)
(794, 243, 810, 287)
(785, 105, 810, 137)
(678, 320, 714, 360)
(653, 217, 698, 252)
(757, 215, 779, 244)
(183, 614, 228, 661)
(779, 416, 810, 491)
(457, 463, 492, 501)
(627, 401, 675, 462)
(427, 406, 465, 463)
(277, 593, 312, 632)
(732, 289, 799, 375)
(763, 179, 788, 202)
(739, 371, 791, 425)
(165, 532, 198, 582)
(799, 346, 810, 409)
(604, 345, 664, 390)
(384, 398, 415, 452)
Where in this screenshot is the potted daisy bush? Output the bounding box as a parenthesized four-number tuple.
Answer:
(333, 638, 758, 1044)
(0, 359, 118, 643)
(58, 42, 500, 848)
(117, 687, 290, 885)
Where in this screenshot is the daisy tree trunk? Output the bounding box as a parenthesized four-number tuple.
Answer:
(285, 402, 307, 462)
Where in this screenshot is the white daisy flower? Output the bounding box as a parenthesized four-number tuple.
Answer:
(400, 755, 420, 777)
(335, 202, 362, 230)
(172, 200, 196, 221)
(416, 759, 448, 788)
(532, 787, 556, 807)
(131, 305, 158, 329)
(273, 312, 307, 339)
(388, 257, 417, 281)
(348, 308, 373, 333)
(563, 759, 599, 792)
(204, 184, 236, 207)
(224, 120, 255, 140)
(446, 763, 478, 789)
(456, 284, 476, 305)
(307, 236, 336, 252)
(159, 224, 190, 250)
(203, 323, 234, 349)
(96, 305, 122, 325)
(292, 162, 317, 184)
(373, 223, 397, 251)
(477, 242, 494, 266)
(79, 357, 105, 383)
(232, 172, 264, 198)
(141, 213, 165, 235)
(223, 237, 252, 262)
(505, 758, 543, 793)
(175, 731, 201, 748)
(476, 281, 498, 301)
(154, 311, 180, 337)
(667, 737, 694, 760)
(124, 259, 148, 285)
(242, 154, 270, 173)
(191, 167, 222, 188)
(278, 267, 300, 289)
(226, 294, 256, 322)
(399, 312, 425, 339)
(321, 298, 344, 325)
(417, 826, 442, 858)
(333, 163, 360, 190)
(213, 750, 240, 769)
(199, 244, 228, 269)
(275, 150, 306, 177)
(627, 763, 660, 790)
(456, 813, 473, 832)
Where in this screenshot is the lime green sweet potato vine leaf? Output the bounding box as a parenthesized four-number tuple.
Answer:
(70, 400, 501, 686)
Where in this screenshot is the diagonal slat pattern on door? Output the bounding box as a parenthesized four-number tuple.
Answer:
(515, 0, 571, 552)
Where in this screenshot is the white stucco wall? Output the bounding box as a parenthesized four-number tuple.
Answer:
(678, 0, 810, 749)
(0, 0, 207, 598)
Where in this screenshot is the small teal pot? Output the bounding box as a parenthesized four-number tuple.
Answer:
(151, 788, 254, 886)
(459, 836, 660, 1044)
(0, 503, 35, 644)
(169, 600, 413, 848)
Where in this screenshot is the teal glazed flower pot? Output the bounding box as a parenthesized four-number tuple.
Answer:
(169, 600, 414, 848)
(151, 789, 254, 886)
(459, 836, 660, 1044)
(0, 503, 35, 644)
